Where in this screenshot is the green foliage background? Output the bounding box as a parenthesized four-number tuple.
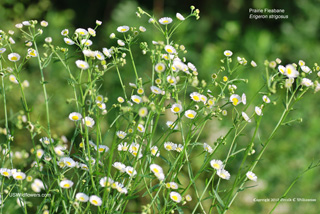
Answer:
(0, 0, 319, 213)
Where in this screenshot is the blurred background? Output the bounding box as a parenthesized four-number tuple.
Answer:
(1, 0, 320, 213)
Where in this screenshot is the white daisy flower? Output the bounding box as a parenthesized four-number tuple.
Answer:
(190, 92, 201, 102)
(262, 95, 270, 103)
(171, 103, 183, 114)
(75, 28, 88, 36)
(82, 50, 95, 58)
(255, 106, 263, 116)
(150, 164, 163, 174)
(164, 142, 177, 151)
(230, 94, 241, 106)
(203, 143, 213, 153)
(298, 60, 305, 66)
(28, 48, 37, 57)
(96, 145, 109, 153)
(117, 97, 125, 103)
(150, 86, 163, 94)
(159, 17, 173, 25)
(40, 20, 48, 27)
(59, 180, 74, 189)
(118, 142, 129, 151)
(81, 39, 92, 47)
(173, 60, 188, 72)
(167, 75, 177, 85)
(61, 29, 69, 36)
(69, 112, 82, 121)
(54, 146, 65, 156)
(76, 192, 89, 202)
(285, 64, 299, 78)
(150, 146, 160, 157)
(117, 40, 125, 46)
(217, 169, 231, 180)
(224, 50, 233, 57)
(117, 26, 129, 33)
(45, 37, 52, 43)
(100, 177, 114, 187)
(15, 23, 23, 28)
(0, 48, 6, 53)
(102, 48, 112, 58)
(185, 194, 192, 201)
(95, 51, 105, 60)
(155, 62, 166, 72)
(22, 21, 31, 26)
(164, 45, 176, 54)
(137, 124, 145, 133)
(184, 110, 197, 119)
(131, 95, 142, 104)
(62, 157, 76, 168)
(0, 168, 12, 177)
(210, 159, 224, 170)
(125, 166, 137, 177)
(278, 65, 286, 74)
(116, 131, 127, 139)
(242, 112, 251, 123)
(139, 26, 146, 32)
(88, 28, 96, 36)
(170, 191, 182, 203)
(13, 172, 26, 180)
(9, 75, 18, 84)
(113, 162, 126, 172)
(166, 121, 178, 130)
(187, 62, 197, 72)
(40, 137, 53, 145)
(200, 94, 207, 104)
(185, 110, 196, 119)
(89, 195, 102, 206)
(75, 60, 89, 70)
(96, 101, 106, 110)
(301, 78, 313, 87)
(83, 116, 95, 127)
(139, 107, 148, 117)
(96, 20, 102, 25)
(246, 171, 257, 181)
(8, 53, 20, 62)
(301, 65, 312, 74)
(175, 144, 184, 152)
(148, 18, 155, 23)
(176, 13, 185, 21)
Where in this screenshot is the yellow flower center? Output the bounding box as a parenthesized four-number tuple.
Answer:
(64, 184, 70, 188)
(213, 163, 220, 169)
(166, 145, 172, 150)
(232, 98, 239, 106)
(153, 168, 159, 173)
(193, 96, 200, 101)
(86, 120, 92, 126)
(11, 56, 18, 61)
(187, 113, 194, 118)
(133, 98, 140, 103)
(92, 200, 98, 205)
(166, 48, 172, 53)
(16, 175, 23, 179)
(99, 148, 105, 152)
(72, 115, 79, 120)
(3, 172, 9, 176)
(172, 195, 178, 201)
